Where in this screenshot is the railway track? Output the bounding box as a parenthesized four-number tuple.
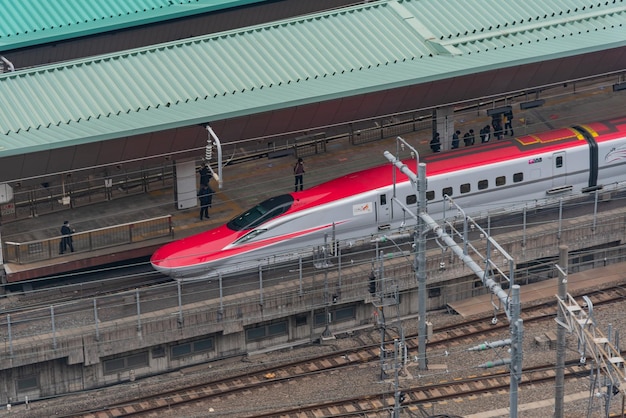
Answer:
(251, 362, 591, 418)
(2, 262, 166, 312)
(66, 359, 591, 418)
(62, 284, 625, 417)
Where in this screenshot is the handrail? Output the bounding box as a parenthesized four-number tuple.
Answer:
(3, 215, 172, 264)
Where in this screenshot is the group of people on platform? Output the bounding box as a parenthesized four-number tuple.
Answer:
(430, 112, 515, 153)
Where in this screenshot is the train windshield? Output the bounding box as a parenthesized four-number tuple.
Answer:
(227, 194, 295, 231)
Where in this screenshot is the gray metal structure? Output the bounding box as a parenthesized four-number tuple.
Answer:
(556, 280, 626, 416)
(384, 145, 524, 414)
(555, 246, 569, 418)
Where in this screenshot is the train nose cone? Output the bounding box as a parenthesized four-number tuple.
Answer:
(150, 260, 171, 276)
(150, 246, 176, 276)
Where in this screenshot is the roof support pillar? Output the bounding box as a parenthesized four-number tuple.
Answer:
(433, 107, 454, 151)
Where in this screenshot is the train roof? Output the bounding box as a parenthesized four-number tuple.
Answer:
(581, 116, 626, 142)
(292, 117, 626, 211)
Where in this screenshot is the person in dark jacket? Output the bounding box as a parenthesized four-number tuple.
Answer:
(468, 129, 475, 145)
(430, 132, 441, 153)
(451, 130, 461, 149)
(198, 183, 213, 220)
(199, 163, 211, 186)
(480, 125, 491, 143)
(59, 220, 74, 254)
(492, 116, 503, 140)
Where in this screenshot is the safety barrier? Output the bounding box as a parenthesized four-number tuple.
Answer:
(3, 215, 173, 264)
(294, 132, 326, 157)
(351, 117, 430, 146)
(0, 166, 174, 223)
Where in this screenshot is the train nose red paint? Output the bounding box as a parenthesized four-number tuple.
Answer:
(150, 225, 239, 278)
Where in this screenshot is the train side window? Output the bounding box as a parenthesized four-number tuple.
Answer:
(380, 194, 387, 205)
(426, 191, 435, 201)
(513, 172, 523, 183)
(495, 176, 506, 186)
(442, 186, 452, 197)
(460, 183, 470, 194)
(478, 179, 488, 190)
(556, 155, 563, 168)
(406, 194, 417, 205)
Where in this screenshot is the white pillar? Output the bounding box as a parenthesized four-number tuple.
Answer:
(174, 160, 197, 210)
(434, 107, 455, 151)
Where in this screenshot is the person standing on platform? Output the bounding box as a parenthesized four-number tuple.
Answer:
(198, 183, 213, 220)
(463, 129, 475, 147)
(59, 220, 74, 254)
(430, 132, 441, 153)
(293, 157, 305, 192)
(492, 116, 503, 140)
(480, 125, 491, 143)
(503, 112, 514, 136)
(451, 130, 461, 149)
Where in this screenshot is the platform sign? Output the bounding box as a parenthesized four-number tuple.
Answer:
(1, 202, 15, 216)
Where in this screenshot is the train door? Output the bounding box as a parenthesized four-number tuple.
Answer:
(376, 192, 391, 229)
(551, 152, 567, 187)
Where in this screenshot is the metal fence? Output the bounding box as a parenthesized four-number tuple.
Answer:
(3, 215, 173, 264)
(351, 116, 431, 146)
(0, 166, 175, 224)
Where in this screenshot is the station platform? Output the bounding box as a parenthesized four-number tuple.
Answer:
(2, 83, 626, 283)
(447, 262, 626, 318)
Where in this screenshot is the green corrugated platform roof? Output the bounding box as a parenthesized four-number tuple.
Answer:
(1, 0, 625, 157)
(0, 0, 267, 50)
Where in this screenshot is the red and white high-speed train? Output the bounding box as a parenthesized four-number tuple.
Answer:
(151, 116, 626, 279)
